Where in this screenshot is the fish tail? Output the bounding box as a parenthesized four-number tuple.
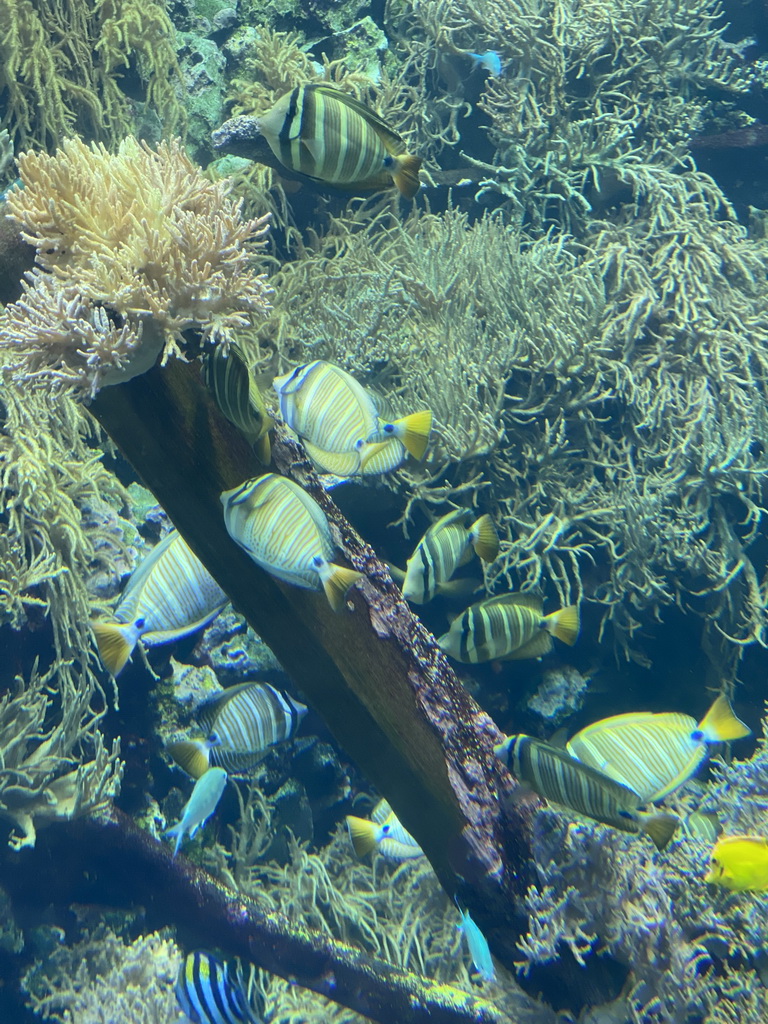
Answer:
(470, 514, 499, 563)
(545, 605, 580, 646)
(391, 153, 423, 198)
(391, 410, 433, 460)
(164, 822, 184, 859)
(346, 815, 379, 857)
(320, 562, 364, 612)
(167, 740, 211, 780)
(697, 694, 751, 743)
(91, 619, 141, 676)
(640, 811, 679, 851)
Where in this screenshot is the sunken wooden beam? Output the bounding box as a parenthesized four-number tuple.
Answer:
(89, 359, 539, 969)
(0, 806, 521, 1024)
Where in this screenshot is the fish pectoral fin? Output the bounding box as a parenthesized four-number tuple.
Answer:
(501, 630, 553, 660)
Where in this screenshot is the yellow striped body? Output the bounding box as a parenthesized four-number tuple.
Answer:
(567, 695, 751, 802)
(203, 342, 273, 461)
(438, 594, 546, 663)
(403, 510, 497, 604)
(498, 734, 678, 849)
(221, 474, 336, 590)
(198, 682, 307, 775)
(110, 530, 227, 645)
(273, 360, 378, 460)
(257, 84, 421, 196)
(346, 799, 424, 860)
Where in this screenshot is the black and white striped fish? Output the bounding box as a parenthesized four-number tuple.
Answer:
(221, 473, 363, 610)
(169, 682, 307, 778)
(256, 84, 422, 198)
(495, 734, 678, 850)
(438, 593, 579, 663)
(175, 951, 261, 1024)
(92, 530, 228, 676)
(203, 343, 273, 463)
(402, 509, 499, 604)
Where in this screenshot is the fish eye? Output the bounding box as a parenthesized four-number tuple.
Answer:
(381, 824, 390, 834)
(208, 731, 221, 747)
(383, 423, 394, 435)
(383, 154, 394, 168)
(134, 616, 146, 629)
(312, 555, 323, 568)
(690, 729, 704, 742)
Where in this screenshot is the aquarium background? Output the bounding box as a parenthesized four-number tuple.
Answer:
(1, 0, 768, 1020)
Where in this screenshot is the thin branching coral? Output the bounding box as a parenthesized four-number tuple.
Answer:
(0, 136, 272, 397)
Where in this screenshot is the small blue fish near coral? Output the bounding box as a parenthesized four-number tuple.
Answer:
(468, 51, 503, 77)
(166, 766, 228, 858)
(457, 905, 496, 983)
(175, 951, 262, 1024)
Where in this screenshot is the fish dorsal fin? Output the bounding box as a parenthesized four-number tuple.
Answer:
(371, 798, 392, 824)
(427, 509, 472, 537)
(549, 727, 568, 748)
(308, 84, 407, 153)
(481, 592, 544, 613)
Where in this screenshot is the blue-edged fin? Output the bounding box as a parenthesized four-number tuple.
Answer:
(346, 815, 379, 858)
(544, 605, 580, 646)
(694, 693, 750, 742)
(92, 619, 143, 676)
(469, 514, 499, 563)
(167, 739, 212, 780)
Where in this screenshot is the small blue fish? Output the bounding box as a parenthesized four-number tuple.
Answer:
(457, 906, 495, 983)
(165, 767, 228, 858)
(468, 51, 503, 77)
(175, 951, 261, 1024)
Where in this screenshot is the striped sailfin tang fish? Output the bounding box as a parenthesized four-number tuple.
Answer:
(203, 343, 273, 463)
(346, 798, 424, 860)
(566, 694, 751, 802)
(175, 951, 262, 1024)
(438, 593, 579, 663)
(495, 734, 679, 850)
(221, 473, 363, 610)
(273, 360, 379, 461)
(256, 84, 422, 198)
(403, 509, 499, 604)
(92, 530, 228, 676)
(169, 682, 308, 778)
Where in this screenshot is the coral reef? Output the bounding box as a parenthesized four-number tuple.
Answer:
(514, 709, 768, 1023)
(0, 0, 184, 150)
(0, 136, 272, 398)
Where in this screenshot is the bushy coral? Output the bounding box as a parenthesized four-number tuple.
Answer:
(0, 136, 272, 398)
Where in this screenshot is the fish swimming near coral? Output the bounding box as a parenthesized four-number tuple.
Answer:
(165, 766, 228, 858)
(438, 593, 579, 663)
(221, 473, 364, 610)
(456, 905, 496, 983)
(168, 682, 308, 778)
(92, 530, 228, 676)
(273, 359, 432, 476)
(346, 798, 424, 860)
(495, 734, 679, 849)
(175, 951, 262, 1024)
(468, 50, 504, 77)
(203, 342, 273, 463)
(705, 835, 768, 892)
(566, 694, 750, 803)
(402, 509, 499, 604)
(255, 84, 422, 198)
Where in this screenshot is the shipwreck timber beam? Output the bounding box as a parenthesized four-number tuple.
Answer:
(90, 358, 538, 970)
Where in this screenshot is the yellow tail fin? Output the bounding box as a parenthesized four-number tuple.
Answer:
(470, 514, 499, 563)
(253, 424, 272, 464)
(92, 620, 139, 676)
(545, 605, 580, 646)
(321, 563, 365, 612)
(640, 811, 679, 851)
(392, 154, 422, 199)
(167, 739, 211, 780)
(346, 815, 379, 857)
(391, 410, 433, 460)
(697, 694, 751, 743)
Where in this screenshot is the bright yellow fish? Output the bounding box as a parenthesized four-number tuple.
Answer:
(705, 834, 768, 892)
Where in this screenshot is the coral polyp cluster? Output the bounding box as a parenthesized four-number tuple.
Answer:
(0, 136, 272, 398)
